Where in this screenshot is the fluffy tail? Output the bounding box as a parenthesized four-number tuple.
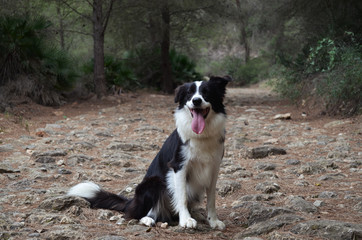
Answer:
(68, 177, 166, 220)
(68, 181, 129, 212)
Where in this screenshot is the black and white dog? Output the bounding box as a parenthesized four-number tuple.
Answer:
(68, 76, 231, 230)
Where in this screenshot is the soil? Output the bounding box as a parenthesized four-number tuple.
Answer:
(0, 85, 361, 239)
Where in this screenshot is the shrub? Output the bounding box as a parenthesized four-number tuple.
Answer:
(82, 48, 202, 91)
(219, 56, 270, 86)
(272, 32, 361, 115)
(317, 45, 362, 115)
(0, 15, 77, 105)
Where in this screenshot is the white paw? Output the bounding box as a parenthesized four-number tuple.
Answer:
(140, 216, 155, 227)
(209, 219, 225, 230)
(180, 217, 197, 229)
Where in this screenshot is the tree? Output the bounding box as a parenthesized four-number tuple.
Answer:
(61, 0, 114, 98)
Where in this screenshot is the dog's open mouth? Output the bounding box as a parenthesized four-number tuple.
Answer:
(189, 107, 210, 134)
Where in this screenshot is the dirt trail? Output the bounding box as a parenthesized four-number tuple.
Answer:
(0, 85, 361, 239)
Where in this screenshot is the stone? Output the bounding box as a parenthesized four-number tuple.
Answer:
(0, 163, 20, 174)
(291, 220, 362, 240)
(218, 180, 242, 197)
(33, 150, 68, 157)
(317, 173, 347, 181)
(35, 156, 56, 163)
(253, 162, 277, 171)
(238, 194, 274, 202)
(0, 144, 14, 152)
(268, 231, 305, 240)
(255, 182, 280, 194)
(38, 196, 90, 211)
(313, 200, 325, 207)
(318, 191, 338, 199)
(285, 196, 317, 213)
(247, 146, 286, 159)
(273, 113, 291, 120)
(286, 159, 301, 165)
(234, 214, 303, 239)
(247, 205, 294, 225)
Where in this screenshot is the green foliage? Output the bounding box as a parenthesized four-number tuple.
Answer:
(316, 45, 362, 114)
(0, 15, 77, 105)
(213, 56, 270, 86)
(82, 48, 202, 91)
(169, 49, 202, 85)
(272, 31, 361, 115)
(82, 54, 139, 91)
(306, 38, 337, 73)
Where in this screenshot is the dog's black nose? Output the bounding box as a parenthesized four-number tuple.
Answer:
(192, 97, 202, 106)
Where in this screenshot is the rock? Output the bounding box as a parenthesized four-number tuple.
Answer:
(313, 200, 325, 207)
(97, 209, 115, 220)
(247, 146, 287, 159)
(298, 161, 338, 175)
(353, 201, 362, 212)
(107, 141, 159, 151)
(238, 194, 274, 202)
(324, 120, 352, 128)
(218, 180, 242, 197)
(273, 113, 291, 120)
(234, 214, 303, 239)
(38, 196, 90, 211)
(318, 191, 338, 199)
(33, 150, 68, 157)
(35, 156, 56, 163)
(247, 205, 294, 225)
(317, 173, 347, 181)
(255, 182, 280, 194)
(286, 159, 301, 165)
(254, 172, 279, 180)
(291, 220, 362, 240)
(0, 144, 14, 152)
(43, 225, 86, 239)
(0, 163, 20, 174)
(285, 196, 317, 213)
(268, 231, 305, 240)
(58, 168, 72, 174)
(97, 236, 127, 240)
(67, 154, 95, 166)
(253, 162, 277, 171)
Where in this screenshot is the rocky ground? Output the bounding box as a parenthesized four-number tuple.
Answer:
(0, 86, 361, 240)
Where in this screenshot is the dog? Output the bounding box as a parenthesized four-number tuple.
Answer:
(68, 76, 231, 230)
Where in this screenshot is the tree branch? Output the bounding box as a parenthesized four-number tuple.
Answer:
(60, 0, 93, 22)
(102, 0, 115, 35)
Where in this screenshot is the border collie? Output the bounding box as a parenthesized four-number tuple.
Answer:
(68, 76, 231, 230)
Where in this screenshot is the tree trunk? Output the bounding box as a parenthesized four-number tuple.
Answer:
(235, 0, 250, 63)
(56, 0, 65, 50)
(160, 3, 174, 94)
(93, 0, 107, 99)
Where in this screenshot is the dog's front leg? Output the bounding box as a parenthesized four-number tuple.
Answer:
(172, 169, 197, 229)
(206, 167, 225, 230)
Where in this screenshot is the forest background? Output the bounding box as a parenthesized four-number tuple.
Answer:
(0, 0, 361, 115)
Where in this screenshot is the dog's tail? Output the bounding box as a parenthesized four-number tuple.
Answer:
(67, 177, 166, 220)
(68, 181, 129, 212)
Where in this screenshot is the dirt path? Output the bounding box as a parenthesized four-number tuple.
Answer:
(0, 86, 361, 239)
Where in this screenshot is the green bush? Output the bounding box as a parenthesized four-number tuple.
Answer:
(317, 45, 362, 114)
(0, 15, 77, 105)
(272, 32, 361, 115)
(220, 56, 270, 86)
(82, 48, 202, 92)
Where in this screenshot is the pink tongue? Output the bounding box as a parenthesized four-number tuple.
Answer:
(191, 111, 205, 134)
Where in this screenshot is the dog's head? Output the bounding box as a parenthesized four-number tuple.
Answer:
(174, 76, 232, 135)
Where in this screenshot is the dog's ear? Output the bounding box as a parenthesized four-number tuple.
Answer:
(209, 75, 233, 88)
(174, 84, 187, 103)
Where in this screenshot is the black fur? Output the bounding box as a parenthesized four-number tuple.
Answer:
(70, 76, 232, 224)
